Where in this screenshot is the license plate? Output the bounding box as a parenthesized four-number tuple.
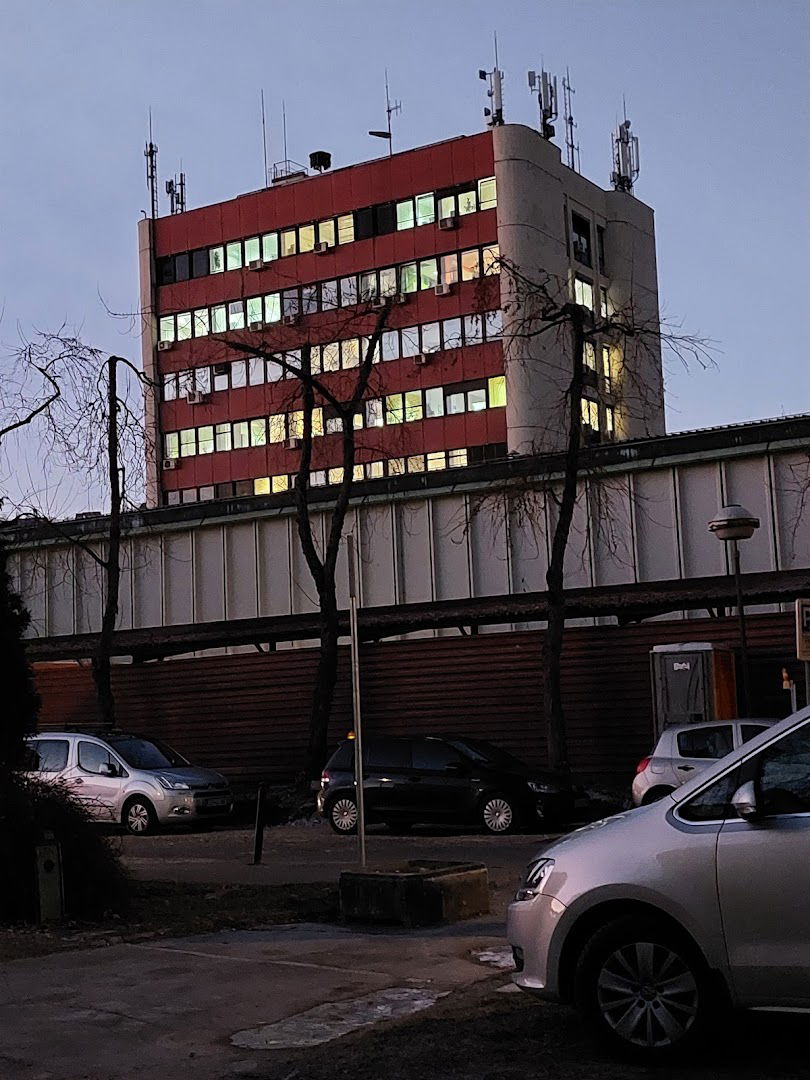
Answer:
(204, 797, 228, 808)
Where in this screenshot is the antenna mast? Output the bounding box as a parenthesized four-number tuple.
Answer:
(165, 169, 186, 214)
(144, 110, 158, 220)
(611, 105, 640, 193)
(527, 66, 557, 140)
(369, 68, 401, 154)
(261, 89, 269, 186)
(562, 68, 580, 171)
(479, 35, 504, 128)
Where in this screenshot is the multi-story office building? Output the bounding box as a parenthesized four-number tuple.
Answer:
(139, 121, 664, 508)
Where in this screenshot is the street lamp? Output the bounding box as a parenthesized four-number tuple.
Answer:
(708, 504, 760, 717)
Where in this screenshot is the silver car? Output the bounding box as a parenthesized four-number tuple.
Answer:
(508, 707, 810, 1060)
(24, 731, 233, 835)
(632, 718, 776, 806)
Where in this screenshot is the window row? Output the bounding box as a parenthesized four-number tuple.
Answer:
(163, 376, 506, 459)
(162, 310, 503, 400)
(163, 442, 508, 505)
(157, 245, 500, 344)
(580, 395, 615, 439)
(573, 275, 610, 321)
(156, 177, 497, 286)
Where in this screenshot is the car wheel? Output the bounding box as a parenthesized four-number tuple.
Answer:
(122, 796, 158, 836)
(327, 795, 358, 834)
(574, 915, 714, 1061)
(481, 793, 518, 834)
(641, 786, 675, 806)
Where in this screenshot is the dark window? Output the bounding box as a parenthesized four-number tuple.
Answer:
(78, 740, 116, 774)
(412, 739, 464, 771)
(366, 738, 412, 770)
(156, 256, 175, 285)
(327, 742, 354, 770)
(234, 480, 253, 497)
(374, 202, 396, 236)
(282, 289, 300, 317)
(759, 723, 810, 815)
(679, 769, 741, 822)
(677, 725, 734, 760)
(741, 724, 771, 744)
(571, 212, 592, 267)
(28, 738, 69, 773)
(106, 737, 182, 769)
(191, 248, 209, 278)
(215, 482, 234, 499)
(354, 206, 374, 242)
(174, 252, 190, 282)
(596, 225, 606, 272)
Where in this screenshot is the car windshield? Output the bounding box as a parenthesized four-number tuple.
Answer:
(451, 738, 528, 771)
(106, 737, 187, 770)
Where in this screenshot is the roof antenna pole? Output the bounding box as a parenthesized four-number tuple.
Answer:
(144, 109, 158, 220)
(527, 65, 557, 140)
(282, 100, 288, 164)
(369, 68, 401, 155)
(611, 98, 640, 193)
(562, 67, 580, 172)
(478, 33, 504, 128)
(261, 89, 269, 187)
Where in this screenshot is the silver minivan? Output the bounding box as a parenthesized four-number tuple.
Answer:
(25, 731, 232, 835)
(508, 707, 810, 1060)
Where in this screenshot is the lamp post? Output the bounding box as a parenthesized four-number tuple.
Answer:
(708, 504, 760, 717)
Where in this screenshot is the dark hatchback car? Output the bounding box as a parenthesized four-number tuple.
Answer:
(317, 735, 583, 835)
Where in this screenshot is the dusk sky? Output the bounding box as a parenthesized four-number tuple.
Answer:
(0, 0, 807, 511)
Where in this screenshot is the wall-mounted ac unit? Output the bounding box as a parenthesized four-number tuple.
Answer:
(248, 259, 263, 271)
(157, 341, 173, 352)
(248, 320, 263, 331)
(393, 293, 407, 305)
(162, 458, 177, 471)
(439, 215, 459, 231)
(314, 241, 330, 254)
(434, 283, 452, 297)
(186, 391, 206, 405)
(213, 362, 230, 375)
(283, 314, 300, 326)
(370, 296, 386, 309)
(414, 354, 429, 366)
(284, 436, 301, 451)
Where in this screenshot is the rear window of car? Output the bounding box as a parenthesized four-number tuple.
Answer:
(326, 742, 354, 770)
(676, 725, 734, 759)
(366, 739, 412, 769)
(741, 724, 770, 744)
(27, 739, 69, 773)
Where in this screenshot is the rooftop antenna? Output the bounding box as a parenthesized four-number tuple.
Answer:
(144, 109, 158, 220)
(562, 68, 580, 172)
(165, 167, 186, 214)
(369, 68, 401, 155)
(479, 33, 504, 127)
(611, 100, 640, 193)
(261, 89, 270, 187)
(527, 66, 557, 140)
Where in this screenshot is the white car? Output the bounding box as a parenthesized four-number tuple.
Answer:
(631, 719, 776, 806)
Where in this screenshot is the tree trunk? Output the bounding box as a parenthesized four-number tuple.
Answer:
(305, 592, 340, 782)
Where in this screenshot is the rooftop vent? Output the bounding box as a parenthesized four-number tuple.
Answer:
(309, 150, 332, 173)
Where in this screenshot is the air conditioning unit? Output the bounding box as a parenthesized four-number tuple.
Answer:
(370, 296, 386, 309)
(393, 293, 407, 305)
(283, 314, 300, 326)
(248, 259, 263, 271)
(213, 363, 230, 375)
(157, 340, 173, 352)
(186, 391, 206, 405)
(248, 320, 263, 331)
(284, 436, 301, 451)
(414, 353, 429, 366)
(162, 458, 177, 471)
(439, 215, 459, 230)
(314, 241, 330, 254)
(434, 283, 452, 297)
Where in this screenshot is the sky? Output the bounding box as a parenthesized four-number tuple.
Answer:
(0, 0, 807, 509)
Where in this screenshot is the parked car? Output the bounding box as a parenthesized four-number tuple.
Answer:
(317, 734, 585, 835)
(632, 718, 777, 806)
(507, 707, 810, 1060)
(23, 730, 233, 835)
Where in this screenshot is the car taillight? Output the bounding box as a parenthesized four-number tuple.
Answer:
(635, 757, 651, 775)
(321, 771, 331, 785)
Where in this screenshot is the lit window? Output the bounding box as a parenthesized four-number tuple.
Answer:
(404, 390, 423, 422)
(460, 249, 481, 281)
(163, 374, 177, 402)
(484, 310, 502, 340)
(301, 284, 318, 314)
(226, 242, 242, 271)
(400, 327, 419, 358)
(321, 280, 338, 309)
(311, 470, 326, 487)
(420, 322, 441, 353)
(340, 276, 358, 306)
(318, 220, 335, 248)
(262, 233, 278, 262)
(159, 316, 175, 343)
(244, 237, 260, 264)
(388, 457, 405, 475)
(425, 387, 444, 418)
(266, 358, 283, 382)
(446, 391, 465, 414)
(199, 485, 216, 501)
(176, 313, 192, 341)
(464, 314, 483, 345)
(583, 342, 596, 370)
(478, 177, 497, 210)
(180, 429, 196, 457)
(379, 267, 397, 296)
(268, 414, 286, 443)
(212, 366, 229, 392)
(286, 410, 301, 441)
(440, 253, 459, 284)
(482, 244, 500, 274)
(448, 448, 468, 468)
(366, 399, 384, 427)
(467, 387, 487, 412)
(181, 489, 198, 504)
(178, 371, 194, 398)
(359, 271, 378, 301)
(366, 460, 384, 479)
(381, 330, 399, 361)
(352, 465, 364, 482)
(458, 189, 477, 215)
(419, 258, 438, 290)
(195, 367, 211, 394)
(581, 397, 599, 429)
(272, 475, 289, 493)
(415, 193, 435, 226)
(407, 455, 425, 473)
(325, 409, 342, 435)
(605, 406, 615, 436)
(264, 293, 281, 323)
(164, 432, 179, 458)
(399, 262, 418, 293)
(250, 419, 267, 446)
(322, 342, 340, 372)
(574, 277, 594, 311)
(254, 477, 271, 495)
(193, 308, 209, 336)
(281, 229, 297, 257)
(247, 297, 263, 325)
(438, 195, 455, 220)
(209, 246, 225, 274)
(215, 423, 232, 451)
(231, 360, 247, 388)
(232, 421, 249, 449)
(341, 338, 360, 369)
(309, 345, 322, 375)
(337, 214, 354, 244)
(385, 394, 404, 424)
(328, 467, 344, 485)
(396, 199, 415, 230)
(427, 451, 446, 471)
(211, 305, 227, 334)
(488, 375, 506, 408)
(299, 224, 315, 253)
(600, 287, 609, 320)
(198, 426, 214, 455)
(228, 301, 245, 330)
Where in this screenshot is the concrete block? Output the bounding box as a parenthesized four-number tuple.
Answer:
(339, 860, 489, 927)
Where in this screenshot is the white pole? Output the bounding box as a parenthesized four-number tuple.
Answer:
(346, 534, 366, 868)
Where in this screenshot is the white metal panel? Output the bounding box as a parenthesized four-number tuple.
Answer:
(545, 483, 591, 590)
(131, 534, 163, 628)
(359, 505, 396, 607)
(589, 476, 636, 587)
(15, 550, 47, 637)
(772, 452, 810, 571)
(257, 517, 294, 616)
(288, 516, 319, 615)
(431, 494, 471, 600)
(163, 531, 193, 626)
(225, 521, 258, 620)
(677, 463, 725, 578)
(508, 490, 549, 593)
(46, 547, 74, 636)
(395, 499, 433, 604)
(468, 493, 510, 597)
(193, 527, 225, 622)
(633, 469, 680, 582)
(722, 457, 774, 573)
(74, 545, 104, 634)
(117, 539, 134, 631)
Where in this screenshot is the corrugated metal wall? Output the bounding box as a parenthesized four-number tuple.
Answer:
(34, 613, 797, 782)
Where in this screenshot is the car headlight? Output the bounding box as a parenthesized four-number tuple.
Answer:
(528, 781, 557, 794)
(157, 775, 190, 791)
(515, 858, 555, 901)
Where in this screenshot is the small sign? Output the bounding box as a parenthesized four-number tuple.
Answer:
(797, 599, 810, 661)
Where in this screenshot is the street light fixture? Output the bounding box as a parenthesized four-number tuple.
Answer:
(708, 504, 760, 717)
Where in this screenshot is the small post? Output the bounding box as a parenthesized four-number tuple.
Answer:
(251, 782, 266, 865)
(36, 831, 63, 922)
(346, 534, 367, 868)
(731, 540, 751, 718)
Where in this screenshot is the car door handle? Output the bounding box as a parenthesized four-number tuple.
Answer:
(69, 777, 84, 785)
(678, 765, 696, 772)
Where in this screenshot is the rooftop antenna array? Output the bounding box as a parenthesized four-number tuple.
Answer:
(272, 100, 308, 183)
(562, 68, 580, 172)
(528, 67, 557, 140)
(369, 69, 401, 155)
(144, 110, 158, 220)
(165, 170, 187, 214)
(261, 89, 270, 187)
(479, 32, 504, 128)
(611, 103, 640, 193)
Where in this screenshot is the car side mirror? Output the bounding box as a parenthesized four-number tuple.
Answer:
(731, 780, 759, 820)
(100, 762, 118, 777)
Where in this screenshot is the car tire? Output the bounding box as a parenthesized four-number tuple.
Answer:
(122, 796, 158, 836)
(326, 794, 358, 835)
(573, 915, 715, 1061)
(641, 786, 675, 806)
(480, 792, 519, 835)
